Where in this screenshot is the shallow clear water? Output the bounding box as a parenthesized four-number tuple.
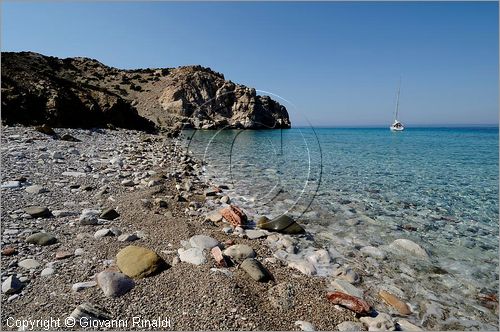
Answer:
(184, 126, 499, 328)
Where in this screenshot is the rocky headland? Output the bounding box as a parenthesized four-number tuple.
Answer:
(1, 52, 291, 131)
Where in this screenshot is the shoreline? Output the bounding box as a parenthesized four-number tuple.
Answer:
(1, 125, 497, 331)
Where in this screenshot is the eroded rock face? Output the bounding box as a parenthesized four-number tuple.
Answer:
(1, 52, 290, 130)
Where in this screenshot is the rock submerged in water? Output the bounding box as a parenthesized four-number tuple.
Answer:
(25, 232, 57, 246)
(379, 290, 412, 315)
(116, 245, 167, 278)
(257, 215, 305, 234)
(326, 291, 371, 314)
(391, 239, 430, 259)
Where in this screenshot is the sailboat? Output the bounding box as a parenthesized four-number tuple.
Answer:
(390, 78, 404, 131)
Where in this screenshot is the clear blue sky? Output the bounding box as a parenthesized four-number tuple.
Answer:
(2, 1, 498, 126)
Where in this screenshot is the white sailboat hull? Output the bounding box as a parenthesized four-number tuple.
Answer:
(390, 125, 404, 131)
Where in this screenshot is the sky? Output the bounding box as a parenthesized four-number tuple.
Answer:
(2, 1, 498, 127)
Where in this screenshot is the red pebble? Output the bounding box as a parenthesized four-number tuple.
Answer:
(327, 291, 371, 314)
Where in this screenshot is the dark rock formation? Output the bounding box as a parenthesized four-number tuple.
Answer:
(1, 52, 291, 130)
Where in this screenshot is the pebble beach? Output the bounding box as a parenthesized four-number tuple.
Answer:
(1, 125, 497, 331)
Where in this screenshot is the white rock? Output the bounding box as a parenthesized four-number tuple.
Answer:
(360, 246, 387, 260)
(223, 244, 256, 262)
(52, 210, 77, 217)
(79, 209, 100, 225)
(295, 320, 316, 331)
(2, 275, 23, 294)
(331, 279, 364, 298)
(96, 271, 134, 297)
(288, 260, 317, 276)
(7, 294, 19, 302)
(245, 229, 267, 240)
(74, 248, 84, 256)
(397, 319, 423, 331)
(94, 228, 112, 239)
(391, 239, 430, 259)
(25, 185, 48, 194)
(18, 258, 40, 269)
(41, 268, 55, 277)
(336, 321, 364, 331)
(189, 235, 219, 250)
(1, 181, 21, 189)
(62, 171, 86, 177)
(72, 281, 97, 292)
(178, 248, 206, 265)
(360, 313, 395, 331)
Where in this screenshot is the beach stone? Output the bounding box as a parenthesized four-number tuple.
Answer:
(178, 247, 206, 265)
(360, 313, 395, 331)
(257, 215, 305, 234)
(379, 290, 412, 315)
(396, 319, 423, 331)
(205, 211, 223, 223)
(74, 248, 84, 256)
(268, 283, 295, 310)
(360, 246, 387, 260)
(223, 244, 256, 262)
(62, 171, 86, 177)
(25, 185, 48, 194)
(220, 205, 247, 227)
(1, 181, 21, 189)
(327, 291, 371, 314)
(240, 258, 271, 282)
(204, 188, 219, 197)
(245, 229, 267, 240)
(41, 268, 55, 277)
(116, 245, 166, 278)
(336, 322, 364, 331)
(55, 251, 72, 260)
(288, 260, 317, 276)
(72, 281, 97, 292)
(80, 209, 100, 225)
(94, 228, 113, 239)
(96, 271, 135, 297)
(189, 235, 219, 250)
(2, 275, 23, 294)
(99, 208, 120, 220)
(211, 246, 228, 267)
(306, 249, 331, 265)
(295, 321, 316, 331)
(70, 303, 111, 324)
(26, 232, 57, 246)
(121, 179, 135, 187)
(118, 234, 139, 242)
(220, 195, 230, 204)
(391, 239, 429, 259)
(24, 206, 50, 218)
(52, 210, 77, 217)
(51, 151, 64, 159)
(333, 266, 361, 285)
(2, 247, 16, 256)
(18, 258, 40, 269)
(331, 279, 364, 299)
(8, 294, 19, 302)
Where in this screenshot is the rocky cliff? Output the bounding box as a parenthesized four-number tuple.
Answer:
(1, 52, 291, 130)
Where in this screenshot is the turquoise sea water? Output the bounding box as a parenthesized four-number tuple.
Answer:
(184, 127, 499, 328)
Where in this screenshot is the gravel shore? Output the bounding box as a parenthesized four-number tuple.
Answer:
(1, 125, 360, 331)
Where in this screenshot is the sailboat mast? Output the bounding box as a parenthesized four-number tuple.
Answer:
(395, 78, 401, 121)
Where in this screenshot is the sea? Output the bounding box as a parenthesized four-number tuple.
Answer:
(182, 126, 499, 329)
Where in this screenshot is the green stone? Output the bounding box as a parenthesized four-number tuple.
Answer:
(26, 232, 58, 246)
(24, 206, 51, 218)
(257, 215, 305, 234)
(116, 246, 167, 279)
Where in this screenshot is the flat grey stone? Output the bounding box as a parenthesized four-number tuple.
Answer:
(178, 248, 206, 265)
(18, 258, 40, 269)
(223, 244, 256, 262)
(189, 235, 219, 250)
